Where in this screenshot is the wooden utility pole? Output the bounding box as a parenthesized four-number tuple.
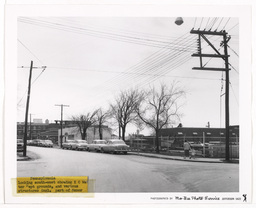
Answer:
(22, 62, 46, 156)
(23, 61, 33, 156)
(55, 104, 69, 148)
(190, 29, 231, 161)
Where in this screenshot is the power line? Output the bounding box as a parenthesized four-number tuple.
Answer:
(230, 81, 239, 106)
(47, 66, 220, 81)
(18, 39, 44, 64)
(216, 17, 224, 31)
(95, 33, 194, 88)
(199, 18, 204, 29)
(227, 45, 239, 57)
(18, 17, 195, 51)
(227, 23, 239, 32)
(205, 17, 211, 29)
(222, 18, 231, 30)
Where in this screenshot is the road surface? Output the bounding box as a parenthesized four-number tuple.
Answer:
(17, 146, 239, 192)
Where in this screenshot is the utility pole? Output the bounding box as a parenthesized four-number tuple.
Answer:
(23, 61, 33, 157)
(55, 104, 69, 148)
(21, 61, 46, 157)
(190, 29, 231, 161)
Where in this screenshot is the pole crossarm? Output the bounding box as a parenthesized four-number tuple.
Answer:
(190, 29, 227, 36)
(192, 54, 229, 58)
(192, 67, 231, 71)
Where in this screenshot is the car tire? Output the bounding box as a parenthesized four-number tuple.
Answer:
(101, 148, 105, 153)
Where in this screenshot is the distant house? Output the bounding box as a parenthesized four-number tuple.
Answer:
(59, 125, 112, 145)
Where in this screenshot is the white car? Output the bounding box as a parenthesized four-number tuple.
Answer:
(87, 140, 107, 152)
(100, 139, 129, 154)
(73, 140, 88, 151)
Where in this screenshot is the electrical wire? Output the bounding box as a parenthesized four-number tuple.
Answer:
(227, 45, 239, 57)
(205, 18, 211, 30)
(47, 66, 220, 81)
(216, 17, 224, 31)
(222, 18, 231, 30)
(230, 81, 239, 106)
(18, 39, 44, 64)
(18, 17, 195, 51)
(199, 18, 204, 29)
(227, 23, 239, 32)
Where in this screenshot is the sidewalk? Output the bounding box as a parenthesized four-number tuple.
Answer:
(17, 155, 30, 161)
(129, 151, 239, 163)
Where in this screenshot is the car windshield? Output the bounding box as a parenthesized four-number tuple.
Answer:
(77, 140, 87, 143)
(111, 140, 125, 145)
(96, 141, 107, 144)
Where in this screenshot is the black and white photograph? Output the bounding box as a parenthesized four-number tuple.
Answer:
(2, 1, 254, 206)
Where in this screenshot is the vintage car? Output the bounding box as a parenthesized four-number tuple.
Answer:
(87, 140, 107, 152)
(100, 139, 129, 154)
(72, 140, 88, 151)
(27, 140, 33, 146)
(30, 139, 41, 146)
(62, 140, 76, 149)
(44, 140, 53, 147)
(38, 140, 46, 147)
(17, 139, 24, 152)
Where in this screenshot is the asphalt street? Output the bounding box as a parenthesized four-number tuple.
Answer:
(17, 146, 239, 192)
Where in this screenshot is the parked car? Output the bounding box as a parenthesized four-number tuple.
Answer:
(44, 140, 53, 148)
(17, 139, 24, 152)
(100, 139, 130, 154)
(72, 140, 88, 151)
(62, 140, 76, 149)
(30, 139, 40, 146)
(27, 140, 33, 146)
(38, 140, 46, 147)
(87, 140, 107, 152)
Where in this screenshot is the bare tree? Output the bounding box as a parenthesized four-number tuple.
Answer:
(110, 89, 144, 141)
(96, 108, 110, 140)
(71, 110, 98, 141)
(136, 83, 185, 153)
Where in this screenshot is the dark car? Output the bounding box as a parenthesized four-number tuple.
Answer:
(17, 139, 24, 152)
(100, 139, 129, 154)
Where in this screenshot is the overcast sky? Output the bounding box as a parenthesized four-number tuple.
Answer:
(17, 17, 239, 135)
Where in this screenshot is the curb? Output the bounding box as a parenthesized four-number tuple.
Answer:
(129, 152, 234, 163)
(17, 156, 30, 161)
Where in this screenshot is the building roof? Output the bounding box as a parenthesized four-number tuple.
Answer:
(159, 126, 239, 137)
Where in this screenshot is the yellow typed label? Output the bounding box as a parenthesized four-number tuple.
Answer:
(16, 176, 88, 193)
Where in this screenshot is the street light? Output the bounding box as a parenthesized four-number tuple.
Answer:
(175, 17, 184, 25)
